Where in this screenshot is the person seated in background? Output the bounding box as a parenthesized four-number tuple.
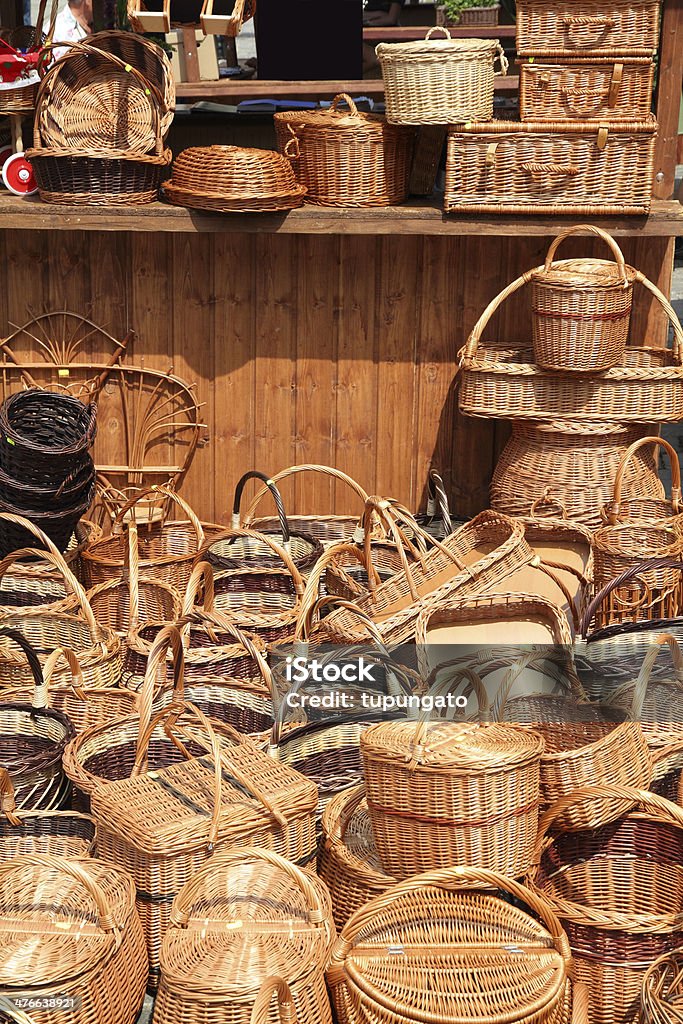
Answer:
(363, 0, 404, 74)
(52, 0, 92, 56)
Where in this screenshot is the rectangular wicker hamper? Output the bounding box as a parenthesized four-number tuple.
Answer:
(445, 119, 657, 215)
(519, 57, 655, 123)
(516, 0, 661, 56)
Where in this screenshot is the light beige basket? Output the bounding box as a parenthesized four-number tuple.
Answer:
(376, 28, 508, 126)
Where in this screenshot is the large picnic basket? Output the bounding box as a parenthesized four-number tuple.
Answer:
(519, 56, 655, 123)
(516, 0, 661, 57)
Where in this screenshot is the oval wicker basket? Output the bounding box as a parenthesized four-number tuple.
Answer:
(360, 719, 543, 880)
(592, 522, 683, 627)
(642, 949, 683, 1024)
(275, 94, 415, 208)
(531, 785, 683, 1024)
(376, 28, 508, 126)
(531, 226, 635, 373)
(27, 145, 172, 206)
(327, 865, 579, 1024)
(163, 145, 306, 213)
(0, 767, 96, 861)
(88, 29, 175, 138)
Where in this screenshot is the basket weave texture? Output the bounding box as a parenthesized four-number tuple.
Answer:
(516, 0, 661, 56)
(520, 57, 655, 123)
(164, 146, 306, 213)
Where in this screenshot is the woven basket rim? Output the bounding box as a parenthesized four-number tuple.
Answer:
(376, 36, 500, 57)
(164, 181, 307, 203)
(26, 145, 172, 165)
(532, 257, 638, 288)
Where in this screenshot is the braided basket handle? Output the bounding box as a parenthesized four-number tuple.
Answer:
(296, 543, 371, 640)
(182, 559, 215, 618)
(330, 93, 360, 116)
(529, 489, 570, 520)
(329, 865, 572, 969)
(541, 225, 629, 286)
(425, 26, 451, 40)
(629, 633, 683, 720)
(580, 558, 683, 637)
(135, 623, 186, 756)
(491, 648, 586, 721)
(0, 626, 45, 692)
(605, 436, 682, 524)
(425, 469, 453, 538)
(424, 663, 491, 721)
(250, 978, 298, 1024)
(243, 463, 369, 523)
(233, 471, 291, 544)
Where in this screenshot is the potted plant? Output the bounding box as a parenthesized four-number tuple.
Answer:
(440, 0, 500, 27)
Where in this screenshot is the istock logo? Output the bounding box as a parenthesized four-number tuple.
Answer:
(284, 656, 377, 684)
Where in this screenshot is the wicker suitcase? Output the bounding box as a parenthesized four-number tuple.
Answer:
(516, 0, 661, 56)
(520, 57, 655, 123)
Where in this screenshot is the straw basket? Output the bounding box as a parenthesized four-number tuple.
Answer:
(360, 720, 543, 879)
(530, 226, 635, 373)
(601, 437, 683, 529)
(520, 56, 655, 123)
(445, 119, 657, 215)
(242, 464, 369, 548)
(531, 786, 683, 1024)
(642, 950, 683, 1024)
(516, 0, 661, 56)
(319, 785, 396, 930)
(0, 854, 147, 1024)
(592, 524, 683, 628)
(376, 29, 508, 126)
(327, 866, 580, 1024)
(275, 94, 415, 207)
(0, 768, 96, 861)
(163, 145, 306, 213)
(91, 708, 318, 986)
(155, 848, 333, 1024)
(491, 421, 661, 529)
(0, 514, 82, 613)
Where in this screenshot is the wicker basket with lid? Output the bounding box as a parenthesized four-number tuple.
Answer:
(376, 28, 508, 125)
(360, 720, 543, 880)
(163, 146, 306, 213)
(275, 94, 415, 207)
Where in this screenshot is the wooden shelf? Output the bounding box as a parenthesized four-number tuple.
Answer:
(0, 195, 681, 236)
(175, 76, 519, 101)
(363, 25, 517, 40)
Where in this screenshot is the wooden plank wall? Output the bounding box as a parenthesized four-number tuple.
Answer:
(0, 229, 673, 524)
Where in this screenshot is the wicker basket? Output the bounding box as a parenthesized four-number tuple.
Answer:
(275, 94, 415, 208)
(242, 463, 369, 549)
(163, 145, 306, 213)
(0, 389, 96, 484)
(531, 785, 683, 1024)
(376, 29, 508, 126)
(155, 848, 333, 1024)
(88, 30, 175, 138)
(28, 144, 171, 206)
(516, 0, 661, 56)
(601, 437, 683, 528)
(0, 767, 96, 860)
(642, 950, 683, 1024)
(360, 720, 543, 880)
(91, 709, 318, 987)
(491, 421, 662, 530)
(308, 510, 535, 647)
(328, 866, 579, 1024)
(319, 785, 395, 930)
(592, 524, 683, 627)
(520, 56, 655, 123)
(0, 513, 83, 613)
(530, 226, 635, 373)
(457, 4, 500, 25)
(0, 854, 147, 1024)
(0, 74, 38, 114)
(445, 118, 657, 215)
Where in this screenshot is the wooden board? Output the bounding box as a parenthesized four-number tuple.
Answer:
(0, 230, 674, 524)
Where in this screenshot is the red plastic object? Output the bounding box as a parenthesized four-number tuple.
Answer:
(2, 152, 37, 196)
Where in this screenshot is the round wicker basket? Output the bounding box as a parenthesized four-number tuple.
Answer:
(164, 145, 306, 213)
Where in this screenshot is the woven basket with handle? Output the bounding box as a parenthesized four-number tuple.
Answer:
(377, 28, 508, 126)
(516, 0, 661, 56)
(0, 766, 96, 861)
(531, 785, 683, 1024)
(0, 513, 81, 613)
(601, 436, 683, 529)
(520, 56, 655, 123)
(642, 950, 683, 1024)
(327, 865, 582, 1024)
(592, 523, 683, 627)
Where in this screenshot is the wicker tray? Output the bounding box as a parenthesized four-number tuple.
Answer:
(516, 0, 661, 56)
(520, 57, 655, 123)
(445, 118, 657, 215)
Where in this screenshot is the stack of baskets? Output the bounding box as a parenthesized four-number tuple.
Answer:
(445, 0, 659, 214)
(458, 224, 683, 531)
(27, 33, 174, 205)
(0, 389, 97, 557)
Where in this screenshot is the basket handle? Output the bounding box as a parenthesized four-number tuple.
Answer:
(605, 436, 681, 524)
(542, 225, 628, 285)
(134, 624, 186, 760)
(562, 13, 615, 29)
(296, 544, 373, 640)
(182, 559, 215, 618)
(629, 633, 683, 720)
(295, 592, 390, 647)
(232, 471, 291, 545)
(125, 521, 141, 633)
(580, 558, 683, 637)
(250, 979, 298, 1024)
(425, 469, 453, 539)
(0, 627, 44, 692)
(170, 846, 328, 935)
(0, 853, 120, 937)
(0, 547, 103, 642)
(491, 648, 586, 721)
(424, 663, 491, 721)
(113, 485, 205, 551)
(190, 608, 277, 704)
(458, 270, 535, 364)
(328, 866, 572, 970)
(633, 270, 683, 365)
(242, 463, 369, 523)
(0, 767, 22, 827)
(494, 41, 508, 77)
(424, 26, 451, 40)
(33, 646, 85, 710)
(529, 488, 570, 520)
(330, 93, 359, 117)
(200, 526, 305, 597)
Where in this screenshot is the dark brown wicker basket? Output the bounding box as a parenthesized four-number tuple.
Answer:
(0, 479, 96, 558)
(27, 147, 172, 206)
(0, 458, 95, 513)
(0, 390, 96, 482)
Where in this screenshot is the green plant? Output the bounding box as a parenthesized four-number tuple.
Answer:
(444, 0, 498, 15)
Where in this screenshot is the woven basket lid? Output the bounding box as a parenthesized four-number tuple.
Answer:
(160, 850, 332, 996)
(360, 721, 543, 769)
(0, 857, 136, 987)
(532, 257, 637, 289)
(275, 93, 391, 136)
(169, 146, 304, 200)
(377, 30, 500, 60)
